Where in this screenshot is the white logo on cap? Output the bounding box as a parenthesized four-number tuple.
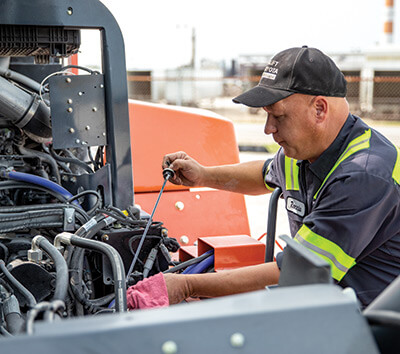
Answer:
(262, 60, 279, 81)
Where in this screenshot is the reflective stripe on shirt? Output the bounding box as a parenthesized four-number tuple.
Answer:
(264, 160, 275, 191)
(285, 157, 299, 191)
(295, 224, 356, 281)
(392, 146, 400, 184)
(313, 129, 371, 200)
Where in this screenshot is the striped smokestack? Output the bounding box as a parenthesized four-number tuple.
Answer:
(383, 0, 394, 44)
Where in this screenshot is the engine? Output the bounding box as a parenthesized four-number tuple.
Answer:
(0, 25, 180, 336)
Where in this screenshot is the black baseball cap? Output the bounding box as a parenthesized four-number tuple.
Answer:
(233, 46, 347, 107)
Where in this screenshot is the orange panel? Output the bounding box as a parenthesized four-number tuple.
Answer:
(197, 235, 265, 271)
(129, 100, 240, 193)
(134, 188, 250, 246)
(179, 246, 198, 262)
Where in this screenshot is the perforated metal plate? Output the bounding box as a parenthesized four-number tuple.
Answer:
(49, 74, 107, 149)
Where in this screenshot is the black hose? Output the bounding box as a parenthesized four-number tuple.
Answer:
(31, 236, 68, 302)
(0, 260, 36, 308)
(60, 234, 126, 312)
(49, 146, 94, 174)
(3, 295, 24, 335)
(18, 146, 61, 184)
(67, 190, 101, 216)
(265, 187, 282, 262)
(0, 180, 68, 202)
(67, 217, 119, 312)
(0, 202, 89, 224)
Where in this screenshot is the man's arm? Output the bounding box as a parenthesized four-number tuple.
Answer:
(163, 151, 268, 195)
(164, 262, 280, 304)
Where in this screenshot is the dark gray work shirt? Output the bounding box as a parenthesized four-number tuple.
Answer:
(263, 114, 400, 307)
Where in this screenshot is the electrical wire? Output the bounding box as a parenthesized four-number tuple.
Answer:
(39, 70, 76, 106)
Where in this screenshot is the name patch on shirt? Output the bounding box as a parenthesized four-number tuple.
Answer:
(286, 197, 305, 217)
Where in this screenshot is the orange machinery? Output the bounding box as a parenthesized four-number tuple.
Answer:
(129, 100, 265, 267)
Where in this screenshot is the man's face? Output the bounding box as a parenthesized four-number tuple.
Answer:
(263, 94, 319, 162)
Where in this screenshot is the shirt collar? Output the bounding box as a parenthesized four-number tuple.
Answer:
(306, 114, 356, 182)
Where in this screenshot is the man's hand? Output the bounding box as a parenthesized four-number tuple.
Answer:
(162, 151, 205, 187)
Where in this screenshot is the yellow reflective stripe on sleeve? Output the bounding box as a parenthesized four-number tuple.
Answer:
(264, 160, 275, 191)
(392, 146, 400, 184)
(295, 224, 356, 281)
(314, 129, 371, 200)
(285, 157, 299, 191)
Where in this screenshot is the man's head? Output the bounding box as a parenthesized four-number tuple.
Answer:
(233, 46, 349, 162)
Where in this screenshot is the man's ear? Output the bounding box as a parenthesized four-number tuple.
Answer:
(314, 96, 328, 121)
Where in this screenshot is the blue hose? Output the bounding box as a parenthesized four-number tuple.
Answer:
(2, 170, 80, 206)
(183, 251, 214, 274)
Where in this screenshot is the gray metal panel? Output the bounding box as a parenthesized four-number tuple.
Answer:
(0, 0, 134, 209)
(0, 285, 379, 354)
(49, 74, 107, 149)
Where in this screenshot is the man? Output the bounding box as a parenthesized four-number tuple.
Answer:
(129, 46, 400, 309)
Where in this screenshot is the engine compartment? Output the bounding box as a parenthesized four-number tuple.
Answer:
(0, 23, 179, 336)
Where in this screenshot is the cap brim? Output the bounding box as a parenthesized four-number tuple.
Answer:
(232, 85, 294, 107)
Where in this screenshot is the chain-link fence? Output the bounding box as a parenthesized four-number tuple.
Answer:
(127, 72, 400, 121)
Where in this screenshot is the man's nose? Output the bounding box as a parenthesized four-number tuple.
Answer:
(264, 114, 277, 135)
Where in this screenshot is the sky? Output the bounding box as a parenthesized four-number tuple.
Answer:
(80, 0, 400, 70)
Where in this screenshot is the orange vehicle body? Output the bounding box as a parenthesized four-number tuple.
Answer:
(128, 100, 265, 267)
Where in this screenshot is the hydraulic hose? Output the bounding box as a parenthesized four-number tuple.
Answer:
(0, 58, 43, 94)
(164, 250, 214, 274)
(0, 170, 80, 207)
(3, 294, 24, 335)
(183, 252, 214, 274)
(30, 236, 69, 302)
(0, 260, 37, 309)
(49, 146, 93, 174)
(18, 146, 61, 184)
(55, 232, 127, 312)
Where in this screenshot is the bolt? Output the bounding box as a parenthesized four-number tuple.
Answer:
(85, 125, 90, 131)
(67, 217, 73, 224)
(67, 107, 73, 113)
(62, 175, 69, 182)
(81, 141, 88, 145)
(92, 107, 97, 112)
(175, 201, 184, 211)
(67, 7, 73, 15)
(100, 84, 104, 88)
(102, 132, 106, 136)
(161, 341, 178, 354)
(67, 99, 73, 104)
(102, 234, 109, 242)
(65, 77, 72, 83)
(75, 139, 80, 144)
(78, 91, 83, 96)
(180, 235, 189, 245)
(69, 128, 75, 133)
(70, 177, 77, 183)
(230, 333, 245, 348)
(195, 194, 201, 200)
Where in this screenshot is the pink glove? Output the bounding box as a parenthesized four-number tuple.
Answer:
(126, 272, 169, 310)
